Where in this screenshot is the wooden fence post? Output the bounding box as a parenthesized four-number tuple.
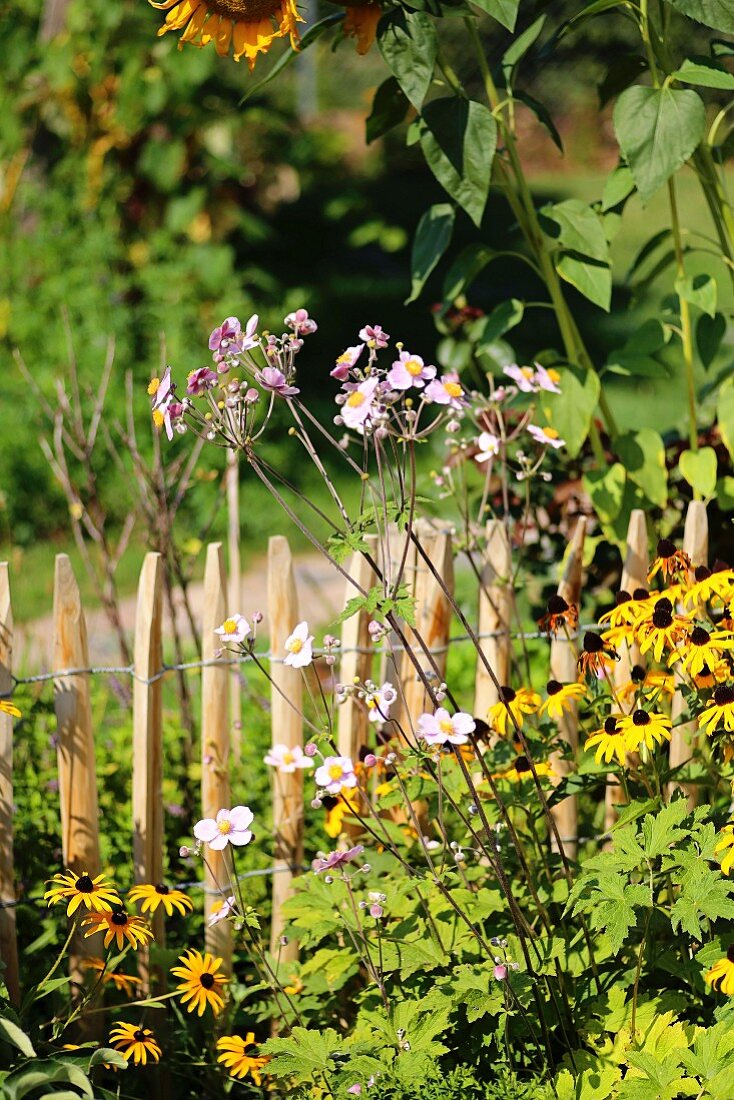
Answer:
(267, 536, 303, 963)
(668, 501, 709, 806)
(474, 520, 513, 719)
(132, 553, 164, 986)
(399, 520, 454, 726)
(227, 450, 242, 761)
(201, 544, 233, 967)
(0, 564, 20, 1006)
(53, 554, 101, 986)
(337, 537, 377, 763)
(549, 518, 586, 859)
(605, 510, 649, 831)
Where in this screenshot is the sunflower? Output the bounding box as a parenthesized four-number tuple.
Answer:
(715, 825, 734, 875)
(700, 684, 734, 736)
(487, 686, 540, 736)
(492, 755, 553, 783)
(82, 907, 154, 952)
(636, 598, 688, 663)
(539, 680, 586, 720)
(683, 563, 734, 608)
(45, 870, 121, 917)
(618, 665, 674, 705)
(171, 949, 228, 1016)
(151, 0, 303, 70)
(584, 716, 629, 766)
(0, 699, 21, 718)
(537, 594, 578, 636)
(110, 1022, 162, 1065)
(618, 709, 672, 753)
(82, 957, 143, 997)
(648, 538, 692, 583)
(217, 1033, 270, 1083)
(673, 626, 734, 679)
(128, 883, 193, 918)
(334, 0, 383, 54)
(705, 945, 734, 994)
(577, 632, 617, 677)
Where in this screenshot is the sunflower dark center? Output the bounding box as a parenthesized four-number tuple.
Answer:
(604, 717, 618, 734)
(632, 710, 651, 726)
(633, 588, 650, 601)
(616, 590, 632, 606)
(546, 680, 562, 695)
(695, 565, 711, 582)
(583, 632, 604, 653)
(727, 944, 734, 964)
(155, 883, 170, 895)
(76, 875, 94, 892)
(547, 595, 568, 615)
(499, 686, 516, 703)
(514, 755, 531, 773)
(714, 685, 734, 707)
(713, 560, 730, 574)
(631, 665, 646, 683)
(208, 0, 282, 21)
(657, 538, 676, 559)
(111, 910, 129, 925)
(200, 972, 215, 989)
(134, 1029, 148, 1042)
(691, 627, 711, 646)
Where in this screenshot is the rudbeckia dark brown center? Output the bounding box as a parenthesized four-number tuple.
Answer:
(656, 538, 676, 559)
(691, 627, 711, 646)
(631, 665, 646, 683)
(633, 588, 650, 601)
(604, 717, 618, 734)
(616, 590, 632, 606)
(76, 875, 94, 892)
(583, 632, 604, 653)
(695, 565, 711, 582)
(632, 710, 651, 726)
(713, 560, 730, 574)
(499, 686, 516, 703)
(546, 595, 569, 615)
(111, 910, 129, 925)
(134, 1029, 148, 1042)
(155, 883, 170, 895)
(652, 599, 673, 628)
(514, 755, 531, 773)
(727, 944, 734, 964)
(200, 972, 215, 989)
(546, 680, 562, 695)
(714, 685, 734, 707)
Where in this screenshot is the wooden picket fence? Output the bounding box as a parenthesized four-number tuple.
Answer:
(0, 502, 709, 1006)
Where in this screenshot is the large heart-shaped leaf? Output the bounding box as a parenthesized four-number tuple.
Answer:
(379, 11, 437, 110)
(662, 0, 734, 32)
(718, 378, 734, 463)
(470, 0, 519, 29)
(407, 204, 455, 304)
(679, 447, 718, 498)
(616, 428, 668, 507)
(538, 364, 601, 458)
(366, 77, 410, 144)
(419, 98, 497, 227)
(613, 85, 706, 202)
(583, 463, 627, 524)
(674, 56, 734, 88)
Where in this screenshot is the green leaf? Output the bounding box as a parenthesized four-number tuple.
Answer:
(557, 252, 612, 310)
(502, 15, 546, 82)
(674, 56, 734, 88)
(538, 364, 601, 458)
(262, 1027, 343, 1084)
(3, 1059, 94, 1100)
(662, 0, 734, 32)
(718, 378, 734, 463)
(419, 98, 497, 227)
(602, 164, 636, 210)
(441, 243, 498, 302)
(473, 299, 524, 348)
(598, 55, 649, 107)
(717, 475, 734, 511)
(470, 0, 519, 30)
(616, 428, 668, 507)
(514, 91, 563, 152)
(540, 198, 609, 260)
(406, 204, 455, 304)
(618, 1052, 692, 1100)
(641, 797, 689, 858)
(0, 1018, 35, 1058)
(583, 464, 627, 524)
(675, 272, 717, 317)
(679, 447, 718, 498)
(378, 11, 437, 110)
(88, 1047, 129, 1070)
(697, 312, 726, 368)
(613, 85, 706, 202)
(670, 867, 734, 937)
(366, 77, 410, 144)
